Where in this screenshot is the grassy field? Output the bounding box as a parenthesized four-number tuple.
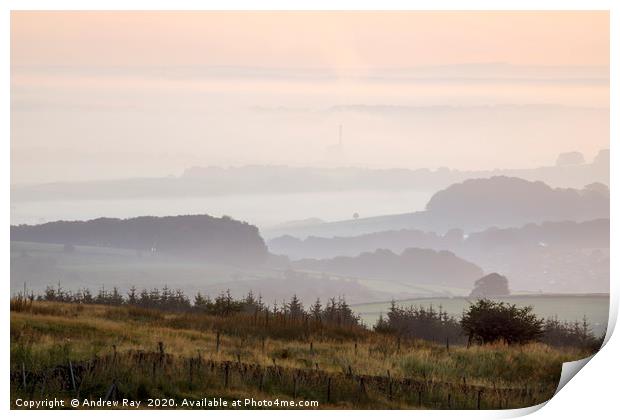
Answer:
(11, 300, 592, 410)
(352, 295, 610, 336)
(10, 241, 261, 297)
(10, 241, 473, 303)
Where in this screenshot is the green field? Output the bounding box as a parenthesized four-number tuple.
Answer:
(352, 295, 610, 336)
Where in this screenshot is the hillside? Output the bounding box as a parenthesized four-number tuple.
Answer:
(264, 177, 609, 238)
(270, 219, 609, 294)
(10, 214, 268, 266)
(10, 299, 586, 409)
(424, 177, 609, 232)
(293, 248, 483, 289)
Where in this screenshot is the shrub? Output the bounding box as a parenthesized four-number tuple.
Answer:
(460, 299, 544, 345)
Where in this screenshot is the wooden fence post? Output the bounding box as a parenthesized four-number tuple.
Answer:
(158, 341, 165, 365)
(358, 377, 366, 398)
(326, 377, 332, 403)
(104, 381, 116, 402)
(216, 332, 221, 353)
(21, 362, 27, 390)
(68, 361, 76, 391)
(477, 389, 483, 409)
(224, 363, 230, 388)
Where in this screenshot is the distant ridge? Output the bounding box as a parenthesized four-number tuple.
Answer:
(11, 214, 269, 266)
(293, 247, 484, 289)
(265, 177, 609, 238)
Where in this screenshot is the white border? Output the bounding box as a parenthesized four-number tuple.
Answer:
(2, 2, 617, 420)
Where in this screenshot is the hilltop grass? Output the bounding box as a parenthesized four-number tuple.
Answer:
(11, 301, 590, 409)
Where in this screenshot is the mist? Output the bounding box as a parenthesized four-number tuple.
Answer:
(10, 11, 610, 323)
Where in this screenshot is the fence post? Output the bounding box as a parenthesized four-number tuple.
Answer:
(68, 360, 76, 391)
(224, 363, 230, 388)
(21, 362, 27, 390)
(158, 341, 165, 365)
(104, 381, 116, 402)
(358, 377, 366, 398)
(446, 337, 450, 353)
(216, 331, 221, 353)
(477, 389, 483, 409)
(326, 376, 332, 403)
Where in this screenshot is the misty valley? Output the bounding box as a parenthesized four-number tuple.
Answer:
(10, 159, 610, 410)
(11, 161, 610, 326)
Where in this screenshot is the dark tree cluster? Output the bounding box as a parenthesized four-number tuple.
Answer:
(469, 273, 510, 298)
(27, 285, 361, 328)
(541, 316, 603, 352)
(11, 214, 269, 266)
(460, 299, 544, 345)
(376, 298, 602, 350)
(374, 300, 463, 344)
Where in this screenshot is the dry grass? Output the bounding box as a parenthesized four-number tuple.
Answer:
(11, 301, 591, 409)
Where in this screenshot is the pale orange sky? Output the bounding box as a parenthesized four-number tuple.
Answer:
(12, 11, 609, 67)
(10, 11, 610, 184)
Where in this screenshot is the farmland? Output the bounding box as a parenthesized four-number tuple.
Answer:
(11, 300, 592, 409)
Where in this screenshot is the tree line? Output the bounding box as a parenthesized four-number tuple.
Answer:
(15, 285, 604, 351)
(22, 284, 361, 328)
(376, 298, 603, 351)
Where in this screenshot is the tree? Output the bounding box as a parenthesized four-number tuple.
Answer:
(310, 299, 322, 322)
(461, 299, 543, 345)
(469, 273, 510, 297)
(287, 294, 304, 320)
(127, 286, 138, 305)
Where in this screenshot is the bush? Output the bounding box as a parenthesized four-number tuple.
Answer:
(460, 299, 544, 345)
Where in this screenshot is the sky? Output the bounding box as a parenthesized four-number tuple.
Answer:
(11, 11, 610, 184)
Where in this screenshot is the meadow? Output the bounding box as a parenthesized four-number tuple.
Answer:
(11, 300, 592, 410)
